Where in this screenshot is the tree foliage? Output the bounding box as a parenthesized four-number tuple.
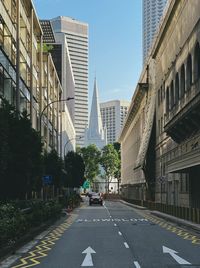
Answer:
(100, 144, 120, 191)
(0, 99, 43, 199)
(43, 150, 64, 190)
(113, 142, 121, 179)
(78, 144, 101, 183)
(64, 151, 85, 187)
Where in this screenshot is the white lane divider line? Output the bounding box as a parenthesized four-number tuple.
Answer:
(118, 231, 122, 236)
(114, 223, 117, 226)
(104, 204, 112, 219)
(124, 242, 129, 248)
(134, 261, 141, 268)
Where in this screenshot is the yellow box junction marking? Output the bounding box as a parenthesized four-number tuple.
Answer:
(12, 214, 78, 268)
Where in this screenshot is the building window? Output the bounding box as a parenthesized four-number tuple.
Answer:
(0, 66, 4, 95)
(180, 64, 185, 98)
(186, 54, 192, 89)
(194, 42, 200, 82)
(160, 117, 163, 134)
(180, 173, 189, 193)
(158, 119, 160, 135)
(170, 81, 174, 109)
(158, 88, 160, 106)
(160, 85, 163, 103)
(175, 73, 179, 104)
(166, 86, 169, 113)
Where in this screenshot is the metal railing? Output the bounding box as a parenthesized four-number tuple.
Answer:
(123, 198, 200, 224)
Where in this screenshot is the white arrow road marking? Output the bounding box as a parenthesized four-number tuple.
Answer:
(162, 246, 191, 265)
(134, 261, 141, 268)
(81, 247, 96, 266)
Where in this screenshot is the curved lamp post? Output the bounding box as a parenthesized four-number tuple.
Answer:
(64, 136, 84, 156)
(39, 97, 74, 135)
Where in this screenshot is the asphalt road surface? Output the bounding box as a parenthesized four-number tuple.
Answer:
(9, 199, 200, 268)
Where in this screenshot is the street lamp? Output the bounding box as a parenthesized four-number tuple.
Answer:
(64, 136, 84, 156)
(39, 97, 74, 135)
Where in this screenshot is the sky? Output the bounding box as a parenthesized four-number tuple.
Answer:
(33, 0, 142, 107)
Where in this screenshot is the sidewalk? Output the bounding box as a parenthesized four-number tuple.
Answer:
(120, 199, 200, 233)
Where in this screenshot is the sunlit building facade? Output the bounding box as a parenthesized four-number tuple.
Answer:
(0, 0, 74, 155)
(51, 16, 88, 147)
(100, 100, 130, 144)
(120, 0, 200, 209)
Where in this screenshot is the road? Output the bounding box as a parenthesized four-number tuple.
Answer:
(8, 199, 200, 268)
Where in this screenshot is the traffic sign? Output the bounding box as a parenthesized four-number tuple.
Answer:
(43, 175, 53, 185)
(83, 180, 90, 189)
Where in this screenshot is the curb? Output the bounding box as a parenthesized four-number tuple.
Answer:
(120, 199, 147, 210)
(151, 210, 200, 233)
(120, 199, 200, 233)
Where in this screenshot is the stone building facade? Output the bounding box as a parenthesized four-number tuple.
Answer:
(119, 0, 200, 208)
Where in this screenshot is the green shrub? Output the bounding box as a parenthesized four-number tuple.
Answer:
(0, 200, 62, 249)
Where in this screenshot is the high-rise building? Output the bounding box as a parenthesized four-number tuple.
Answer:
(100, 100, 130, 144)
(0, 0, 70, 155)
(40, 20, 76, 155)
(51, 16, 88, 147)
(143, 0, 167, 64)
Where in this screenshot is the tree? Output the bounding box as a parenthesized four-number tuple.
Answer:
(64, 151, 85, 188)
(0, 99, 43, 199)
(43, 150, 64, 195)
(78, 144, 101, 183)
(100, 144, 120, 193)
(113, 142, 121, 194)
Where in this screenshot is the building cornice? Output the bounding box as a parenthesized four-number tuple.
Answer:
(118, 85, 146, 142)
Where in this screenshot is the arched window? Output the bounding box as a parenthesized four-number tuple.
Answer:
(194, 42, 200, 81)
(175, 73, 179, 103)
(166, 87, 169, 113)
(170, 81, 174, 109)
(180, 64, 185, 97)
(186, 54, 192, 89)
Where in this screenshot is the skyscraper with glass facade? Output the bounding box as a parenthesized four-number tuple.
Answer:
(143, 0, 167, 64)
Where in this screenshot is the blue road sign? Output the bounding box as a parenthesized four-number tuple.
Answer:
(43, 175, 53, 185)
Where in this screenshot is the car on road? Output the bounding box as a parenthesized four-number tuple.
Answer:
(89, 193, 103, 206)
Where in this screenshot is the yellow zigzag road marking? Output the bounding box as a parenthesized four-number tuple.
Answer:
(12, 251, 40, 268)
(144, 214, 200, 245)
(12, 214, 78, 268)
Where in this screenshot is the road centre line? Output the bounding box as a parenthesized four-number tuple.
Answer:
(134, 261, 141, 268)
(104, 204, 112, 218)
(118, 231, 122, 236)
(124, 242, 129, 248)
(114, 223, 117, 226)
